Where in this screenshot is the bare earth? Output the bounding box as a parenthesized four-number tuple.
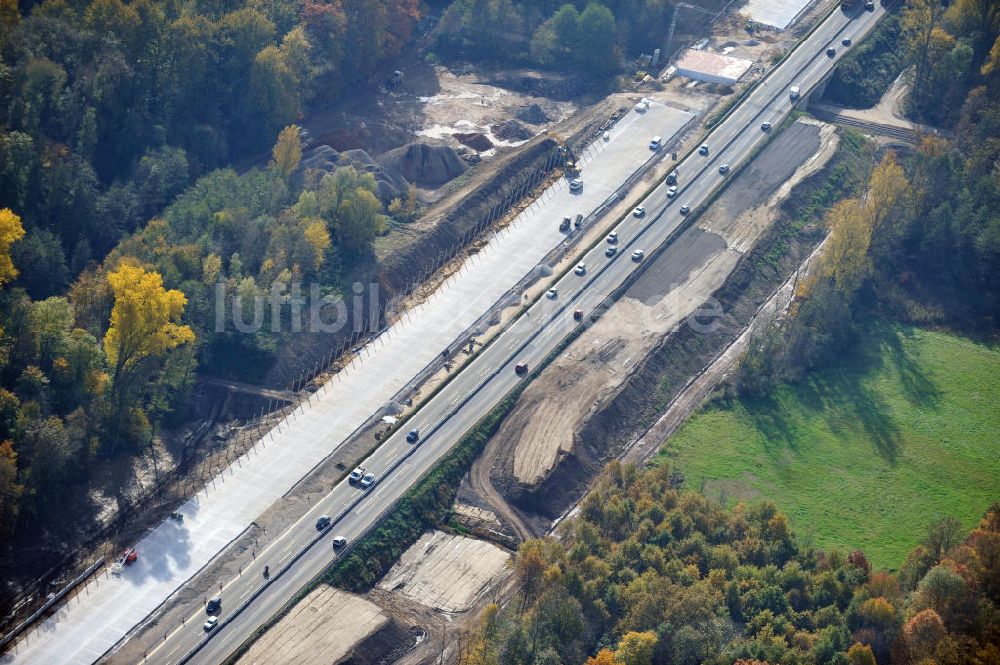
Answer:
(237, 586, 388, 665)
(378, 531, 511, 613)
(499, 119, 840, 492)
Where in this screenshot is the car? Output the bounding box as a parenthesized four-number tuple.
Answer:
(666, 185, 678, 198)
(515, 362, 528, 375)
(666, 170, 678, 185)
(698, 144, 709, 156)
(679, 205, 690, 215)
(632, 205, 646, 217)
(648, 136, 662, 150)
(842, 38, 852, 46)
(332, 536, 348, 548)
(603, 131, 610, 141)
(349, 467, 364, 483)
(865, 0, 875, 10)
(826, 47, 836, 57)
(546, 288, 558, 299)
(206, 597, 222, 615)
(574, 263, 586, 276)
(606, 232, 618, 244)
(316, 515, 331, 530)
(359, 472, 376, 489)
(203, 616, 219, 631)
(719, 164, 730, 175)
(761, 121, 772, 131)
(573, 309, 584, 321)
(568, 178, 583, 191)
(605, 246, 617, 258)
(406, 428, 419, 443)
(631, 250, 645, 262)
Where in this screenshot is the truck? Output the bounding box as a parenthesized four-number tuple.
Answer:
(789, 86, 801, 101)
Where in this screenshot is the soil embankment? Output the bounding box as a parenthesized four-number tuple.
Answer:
(475, 120, 856, 527)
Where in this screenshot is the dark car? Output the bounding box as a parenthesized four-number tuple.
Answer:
(515, 363, 528, 375)
(207, 597, 222, 615)
(573, 309, 584, 322)
(826, 47, 836, 57)
(679, 205, 690, 215)
(316, 515, 331, 530)
(406, 428, 419, 443)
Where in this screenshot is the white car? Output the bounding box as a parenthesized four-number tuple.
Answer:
(632, 206, 645, 218)
(761, 121, 772, 131)
(359, 472, 376, 489)
(569, 178, 583, 191)
(574, 263, 586, 276)
(332, 536, 347, 548)
(349, 467, 364, 483)
(546, 288, 558, 299)
(666, 186, 678, 198)
(203, 616, 218, 631)
(631, 250, 645, 262)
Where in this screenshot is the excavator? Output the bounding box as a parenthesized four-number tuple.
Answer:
(546, 132, 579, 177)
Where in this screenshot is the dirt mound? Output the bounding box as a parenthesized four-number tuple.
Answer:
(491, 120, 534, 142)
(299, 146, 411, 205)
(516, 103, 552, 125)
(377, 142, 468, 187)
(453, 132, 494, 152)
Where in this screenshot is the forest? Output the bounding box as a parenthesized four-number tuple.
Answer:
(457, 462, 1000, 665)
(739, 0, 1000, 392)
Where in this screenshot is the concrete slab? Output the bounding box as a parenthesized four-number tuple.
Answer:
(236, 586, 387, 665)
(378, 531, 510, 613)
(6, 102, 694, 665)
(739, 0, 812, 29)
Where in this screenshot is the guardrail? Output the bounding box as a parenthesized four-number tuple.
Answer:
(0, 558, 105, 651)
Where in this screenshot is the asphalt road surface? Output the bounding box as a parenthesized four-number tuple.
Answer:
(155, 5, 891, 664)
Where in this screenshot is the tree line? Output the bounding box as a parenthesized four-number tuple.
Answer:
(456, 461, 1000, 665)
(434, 0, 708, 75)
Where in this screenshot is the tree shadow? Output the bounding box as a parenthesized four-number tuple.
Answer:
(744, 324, 941, 467)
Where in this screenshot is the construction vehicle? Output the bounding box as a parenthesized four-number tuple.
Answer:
(546, 132, 579, 177)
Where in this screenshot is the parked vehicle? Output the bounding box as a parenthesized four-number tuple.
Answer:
(569, 178, 583, 191)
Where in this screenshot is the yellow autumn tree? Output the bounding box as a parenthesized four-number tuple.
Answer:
(302, 218, 331, 271)
(104, 264, 195, 387)
(615, 631, 658, 665)
(272, 124, 302, 181)
(0, 208, 25, 286)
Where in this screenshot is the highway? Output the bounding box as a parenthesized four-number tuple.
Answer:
(0, 5, 885, 665)
(133, 4, 894, 664)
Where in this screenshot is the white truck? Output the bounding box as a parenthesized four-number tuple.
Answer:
(789, 86, 801, 101)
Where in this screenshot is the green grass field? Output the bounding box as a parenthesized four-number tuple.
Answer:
(658, 323, 1000, 570)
